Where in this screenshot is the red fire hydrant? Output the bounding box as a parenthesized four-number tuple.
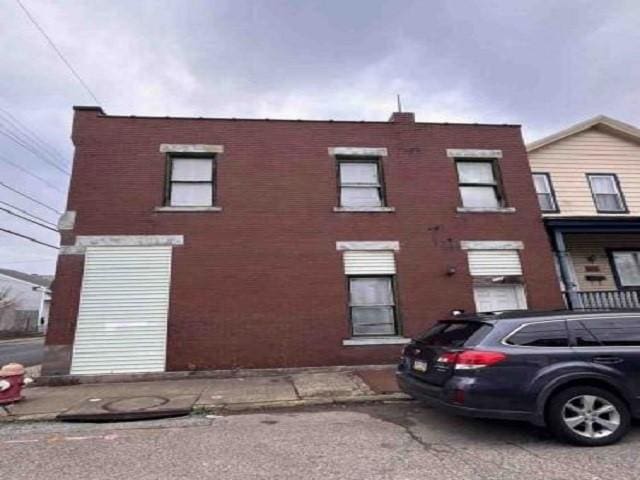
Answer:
(0, 363, 31, 405)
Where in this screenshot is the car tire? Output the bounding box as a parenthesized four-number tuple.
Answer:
(547, 386, 630, 446)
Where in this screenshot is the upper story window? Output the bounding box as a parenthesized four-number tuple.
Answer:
(456, 160, 503, 208)
(338, 158, 385, 208)
(587, 174, 626, 213)
(166, 156, 215, 207)
(532, 173, 558, 212)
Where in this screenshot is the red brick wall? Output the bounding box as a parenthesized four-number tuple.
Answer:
(46, 108, 564, 372)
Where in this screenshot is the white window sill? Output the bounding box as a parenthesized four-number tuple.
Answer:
(342, 337, 411, 346)
(457, 207, 516, 213)
(333, 206, 396, 213)
(155, 206, 222, 212)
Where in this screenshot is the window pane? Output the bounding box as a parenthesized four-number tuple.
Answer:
(537, 193, 556, 211)
(590, 176, 616, 194)
(170, 183, 212, 206)
(507, 321, 569, 347)
(417, 322, 492, 348)
(171, 158, 212, 181)
(350, 277, 393, 306)
(340, 163, 379, 184)
(457, 162, 495, 184)
(613, 252, 640, 286)
(341, 187, 382, 207)
(569, 322, 601, 347)
(533, 174, 551, 194)
(459, 186, 499, 208)
(352, 307, 396, 335)
(594, 194, 624, 212)
(581, 318, 640, 346)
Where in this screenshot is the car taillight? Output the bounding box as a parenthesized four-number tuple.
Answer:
(437, 352, 459, 364)
(455, 350, 506, 370)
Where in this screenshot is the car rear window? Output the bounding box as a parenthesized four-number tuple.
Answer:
(417, 321, 492, 348)
(505, 320, 569, 347)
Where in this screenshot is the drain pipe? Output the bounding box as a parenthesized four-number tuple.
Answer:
(553, 230, 581, 309)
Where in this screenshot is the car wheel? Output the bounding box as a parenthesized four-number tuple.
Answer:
(547, 386, 630, 446)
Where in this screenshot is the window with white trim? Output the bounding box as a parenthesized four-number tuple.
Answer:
(349, 277, 397, 336)
(587, 174, 626, 213)
(166, 156, 215, 207)
(464, 247, 527, 313)
(532, 173, 557, 212)
(456, 160, 503, 208)
(341, 249, 398, 337)
(338, 159, 385, 208)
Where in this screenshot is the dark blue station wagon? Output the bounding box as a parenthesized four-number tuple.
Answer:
(397, 310, 640, 446)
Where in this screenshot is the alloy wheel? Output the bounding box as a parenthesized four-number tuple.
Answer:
(562, 394, 621, 439)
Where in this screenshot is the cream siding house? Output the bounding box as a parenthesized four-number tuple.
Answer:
(527, 115, 640, 308)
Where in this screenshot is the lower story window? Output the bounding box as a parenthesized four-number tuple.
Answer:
(611, 251, 640, 288)
(348, 276, 398, 336)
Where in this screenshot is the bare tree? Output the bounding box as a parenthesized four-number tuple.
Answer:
(0, 287, 15, 316)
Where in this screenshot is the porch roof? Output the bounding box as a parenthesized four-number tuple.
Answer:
(545, 216, 640, 233)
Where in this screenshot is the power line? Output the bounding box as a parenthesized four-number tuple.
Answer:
(0, 199, 58, 227)
(16, 0, 101, 105)
(0, 227, 59, 250)
(0, 153, 66, 194)
(0, 206, 59, 232)
(0, 128, 70, 175)
(0, 181, 63, 215)
(0, 107, 69, 168)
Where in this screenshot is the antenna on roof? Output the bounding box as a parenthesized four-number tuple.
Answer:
(396, 94, 402, 113)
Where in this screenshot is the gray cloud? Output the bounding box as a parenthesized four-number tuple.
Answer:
(1, 0, 639, 273)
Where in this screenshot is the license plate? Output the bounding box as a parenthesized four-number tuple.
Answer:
(413, 360, 428, 372)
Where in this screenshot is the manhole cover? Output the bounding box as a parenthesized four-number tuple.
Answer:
(103, 396, 169, 412)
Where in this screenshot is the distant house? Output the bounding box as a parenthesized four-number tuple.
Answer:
(528, 115, 640, 309)
(0, 268, 52, 336)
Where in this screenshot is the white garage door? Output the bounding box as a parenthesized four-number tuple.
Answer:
(70, 246, 172, 375)
(473, 285, 527, 313)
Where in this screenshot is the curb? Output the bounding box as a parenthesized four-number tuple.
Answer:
(0, 393, 412, 423)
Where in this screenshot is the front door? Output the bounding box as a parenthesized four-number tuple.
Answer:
(473, 284, 527, 313)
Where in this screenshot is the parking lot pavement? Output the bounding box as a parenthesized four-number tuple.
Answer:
(1, 402, 640, 479)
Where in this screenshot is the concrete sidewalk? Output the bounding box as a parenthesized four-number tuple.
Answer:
(0, 367, 408, 422)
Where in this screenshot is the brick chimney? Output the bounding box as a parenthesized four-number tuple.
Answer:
(388, 111, 415, 124)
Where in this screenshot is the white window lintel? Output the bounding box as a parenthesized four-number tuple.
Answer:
(461, 240, 524, 251)
(446, 149, 502, 158)
(160, 144, 224, 154)
(329, 147, 388, 157)
(336, 241, 400, 251)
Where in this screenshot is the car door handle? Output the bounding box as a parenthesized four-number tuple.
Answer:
(593, 356, 624, 365)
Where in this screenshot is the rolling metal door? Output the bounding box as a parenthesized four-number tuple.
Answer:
(343, 251, 396, 275)
(467, 250, 522, 276)
(70, 246, 172, 375)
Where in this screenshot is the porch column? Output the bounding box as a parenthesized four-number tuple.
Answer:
(553, 230, 581, 309)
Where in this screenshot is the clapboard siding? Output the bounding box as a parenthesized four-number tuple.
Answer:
(565, 234, 640, 292)
(529, 129, 640, 216)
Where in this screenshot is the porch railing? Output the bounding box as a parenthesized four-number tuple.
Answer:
(572, 290, 640, 310)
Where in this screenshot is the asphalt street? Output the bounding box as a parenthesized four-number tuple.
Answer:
(1, 402, 640, 479)
(0, 337, 44, 367)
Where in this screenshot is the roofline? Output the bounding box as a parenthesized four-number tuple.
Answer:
(527, 115, 640, 152)
(0, 272, 51, 290)
(72, 105, 520, 128)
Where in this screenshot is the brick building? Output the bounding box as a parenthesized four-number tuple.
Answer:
(43, 107, 564, 377)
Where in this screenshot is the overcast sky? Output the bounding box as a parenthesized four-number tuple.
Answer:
(1, 0, 639, 274)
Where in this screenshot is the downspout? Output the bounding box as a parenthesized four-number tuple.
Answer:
(553, 229, 581, 309)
